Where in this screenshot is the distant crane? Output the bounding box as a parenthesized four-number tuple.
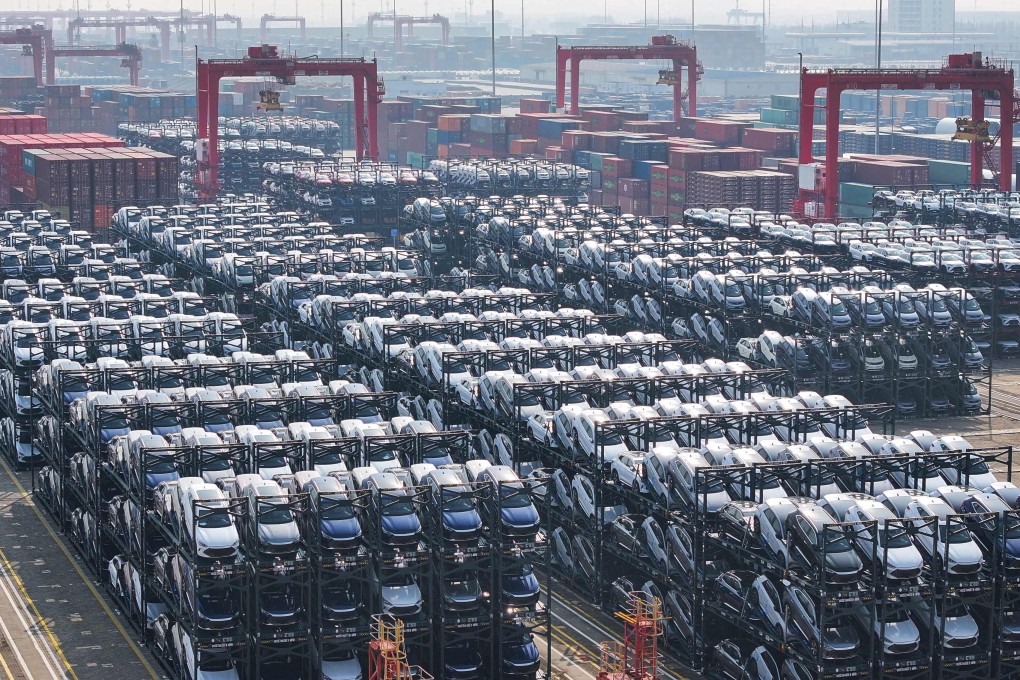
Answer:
(727, 0, 765, 25)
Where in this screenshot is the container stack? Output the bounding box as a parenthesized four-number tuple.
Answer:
(17, 146, 178, 230)
(0, 114, 47, 135)
(0, 77, 40, 108)
(39, 85, 95, 132)
(0, 132, 124, 202)
(87, 86, 196, 134)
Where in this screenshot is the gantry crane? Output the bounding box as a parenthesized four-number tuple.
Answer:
(67, 16, 171, 62)
(0, 9, 189, 31)
(0, 26, 48, 86)
(47, 43, 141, 86)
(394, 15, 450, 49)
(367, 615, 433, 680)
(217, 14, 244, 40)
(196, 44, 383, 197)
(953, 95, 1020, 184)
(259, 15, 306, 42)
(556, 35, 702, 122)
(597, 593, 665, 680)
(171, 15, 218, 45)
(797, 52, 1016, 218)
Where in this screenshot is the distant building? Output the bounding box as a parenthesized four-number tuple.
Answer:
(888, 0, 955, 34)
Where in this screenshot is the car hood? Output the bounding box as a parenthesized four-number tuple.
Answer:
(880, 618, 920, 645)
(501, 504, 540, 528)
(258, 521, 300, 547)
(196, 669, 240, 680)
(443, 509, 482, 532)
(321, 517, 362, 541)
(824, 549, 862, 575)
(503, 639, 540, 664)
(885, 545, 924, 570)
(195, 525, 239, 550)
(381, 583, 421, 607)
(823, 624, 860, 652)
(320, 658, 362, 680)
(381, 513, 421, 537)
(503, 571, 540, 595)
(941, 614, 979, 640)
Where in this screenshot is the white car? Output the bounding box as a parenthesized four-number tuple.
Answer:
(610, 452, 648, 493)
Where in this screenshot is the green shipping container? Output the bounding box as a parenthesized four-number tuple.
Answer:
(928, 160, 971, 185)
(839, 182, 877, 206)
(588, 152, 612, 172)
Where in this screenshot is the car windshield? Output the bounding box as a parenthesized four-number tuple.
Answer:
(865, 301, 881, 314)
(940, 523, 973, 545)
(831, 301, 848, 315)
(819, 527, 853, 552)
(964, 299, 980, 311)
(725, 284, 741, 297)
(878, 525, 913, 549)
(147, 457, 177, 474)
(932, 299, 948, 312)
(321, 500, 357, 521)
(261, 503, 294, 524)
(197, 508, 232, 528)
(498, 482, 533, 508)
(382, 491, 416, 515)
(964, 458, 990, 475)
(897, 300, 914, 313)
(441, 487, 476, 512)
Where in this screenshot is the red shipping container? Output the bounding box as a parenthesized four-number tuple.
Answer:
(561, 130, 591, 151)
(649, 164, 670, 184)
(668, 148, 705, 171)
(619, 178, 649, 198)
(519, 98, 553, 114)
(509, 139, 537, 155)
(694, 119, 746, 145)
(601, 157, 632, 179)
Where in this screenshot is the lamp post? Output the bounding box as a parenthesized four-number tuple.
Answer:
(491, 0, 496, 95)
(339, 0, 344, 56)
(875, 0, 883, 154)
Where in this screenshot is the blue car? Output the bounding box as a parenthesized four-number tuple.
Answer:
(502, 627, 541, 676)
(428, 469, 483, 543)
(479, 466, 540, 539)
(501, 564, 540, 607)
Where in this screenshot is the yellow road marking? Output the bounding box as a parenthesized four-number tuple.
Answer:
(0, 643, 17, 680)
(0, 460, 159, 680)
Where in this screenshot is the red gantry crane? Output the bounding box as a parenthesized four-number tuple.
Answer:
(0, 26, 48, 86)
(556, 35, 702, 122)
(47, 42, 142, 86)
(797, 52, 1016, 218)
(67, 16, 171, 62)
(260, 14, 306, 42)
(196, 44, 383, 197)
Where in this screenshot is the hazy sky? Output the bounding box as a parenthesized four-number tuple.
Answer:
(23, 0, 1007, 28)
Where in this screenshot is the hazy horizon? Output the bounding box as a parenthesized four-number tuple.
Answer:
(14, 0, 1012, 30)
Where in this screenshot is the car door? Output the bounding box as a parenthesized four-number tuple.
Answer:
(759, 508, 786, 563)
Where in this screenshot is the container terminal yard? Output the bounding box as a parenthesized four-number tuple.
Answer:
(0, 2, 1018, 679)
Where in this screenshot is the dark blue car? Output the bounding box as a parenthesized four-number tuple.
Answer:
(502, 628, 540, 676)
(479, 466, 540, 538)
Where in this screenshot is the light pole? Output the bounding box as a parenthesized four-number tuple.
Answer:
(491, 0, 496, 96)
(521, 0, 525, 40)
(875, 0, 883, 154)
(340, 0, 344, 56)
